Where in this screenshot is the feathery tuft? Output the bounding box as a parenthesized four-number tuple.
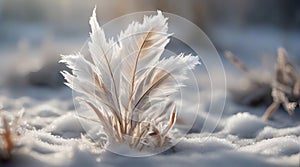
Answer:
(61, 8, 200, 151)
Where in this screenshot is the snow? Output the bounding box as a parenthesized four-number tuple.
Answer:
(223, 112, 267, 138)
(1, 84, 299, 167)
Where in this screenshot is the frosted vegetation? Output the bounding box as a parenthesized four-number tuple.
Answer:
(60, 9, 199, 153)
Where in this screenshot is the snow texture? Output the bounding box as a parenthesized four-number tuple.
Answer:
(0, 82, 299, 167)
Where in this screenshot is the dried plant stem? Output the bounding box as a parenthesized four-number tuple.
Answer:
(262, 102, 279, 120)
(225, 48, 300, 120)
(224, 51, 249, 74)
(224, 51, 267, 87)
(1, 116, 13, 160)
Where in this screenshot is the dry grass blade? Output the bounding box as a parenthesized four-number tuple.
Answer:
(224, 50, 249, 73)
(133, 70, 171, 111)
(162, 107, 177, 136)
(262, 102, 279, 120)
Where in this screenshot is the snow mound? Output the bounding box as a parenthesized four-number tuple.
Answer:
(44, 112, 86, 138)
(223, 112, 267, 138)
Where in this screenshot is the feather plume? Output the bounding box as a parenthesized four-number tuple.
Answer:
(61, 8, 199, 151)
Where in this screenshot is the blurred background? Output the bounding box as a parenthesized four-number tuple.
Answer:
(0, 0, 300, 90)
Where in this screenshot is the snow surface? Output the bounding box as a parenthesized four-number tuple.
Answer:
(1, 84, 299, 167)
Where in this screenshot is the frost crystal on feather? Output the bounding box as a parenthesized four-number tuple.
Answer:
(60, 8, 199, 151)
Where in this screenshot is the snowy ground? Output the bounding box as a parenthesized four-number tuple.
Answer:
(1, 85, 299, 167)
(1, 26, 300, 167)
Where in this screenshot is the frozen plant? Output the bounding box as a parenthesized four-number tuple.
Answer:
(225, 48, 300, 120)
(0, 108, 24, 161)
(60, 8, 199, 151)
(263, 48, 300, 120)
